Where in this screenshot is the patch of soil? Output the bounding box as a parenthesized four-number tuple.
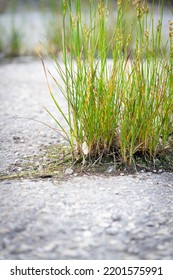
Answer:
(1, 141, 173, 181)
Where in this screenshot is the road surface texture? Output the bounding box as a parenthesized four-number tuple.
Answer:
(0, 59, 173, 259)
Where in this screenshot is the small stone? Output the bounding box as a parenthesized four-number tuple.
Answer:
(106, 165, 116, 173)
(14, 159, 19, 165)
(111, 214, 121, 222)
(106, 227, 118, 235)
(146, 223, 155, 227)
(99, 222, 110, 228)
(120, 173, 124, 176)
(163, 184, 171, 188)
(13, 136, 20, 141)
(38, 166, 42, 171)
(43, 241, 59, 252)
(65, 168, 73, 175)
(17, 167, 22, 172)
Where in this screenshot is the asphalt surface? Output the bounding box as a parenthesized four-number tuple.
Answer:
(0, 59, 173, 260)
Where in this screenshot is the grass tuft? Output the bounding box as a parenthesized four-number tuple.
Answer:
(46, 0, 173, 166)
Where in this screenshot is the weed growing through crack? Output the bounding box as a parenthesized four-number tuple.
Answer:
(45, 0, 173, 166)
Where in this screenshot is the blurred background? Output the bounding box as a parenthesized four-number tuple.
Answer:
(0, 0, 172, 58)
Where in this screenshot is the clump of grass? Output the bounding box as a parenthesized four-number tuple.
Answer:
(8, 25, 22, 56)
(45, 0, 173, 166)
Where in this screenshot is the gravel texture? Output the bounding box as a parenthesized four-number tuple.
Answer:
(0, 59, 173, 260)
(0, 173, 173, 260)
(0, 58, 65, 174)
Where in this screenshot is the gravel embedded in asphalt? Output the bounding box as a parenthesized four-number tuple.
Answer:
(0, 59, 173, 260)
(0, 58, 66, 173)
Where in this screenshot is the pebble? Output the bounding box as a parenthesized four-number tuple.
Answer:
(43, 242, 59, 252)
(65, 168, 73, 175)
(13, 136, 20, 141)
(14, 159, 19, 165)
(105, 227, 118, 235)
(111, 214, 121, 222)
(106, 165, 116, 173)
